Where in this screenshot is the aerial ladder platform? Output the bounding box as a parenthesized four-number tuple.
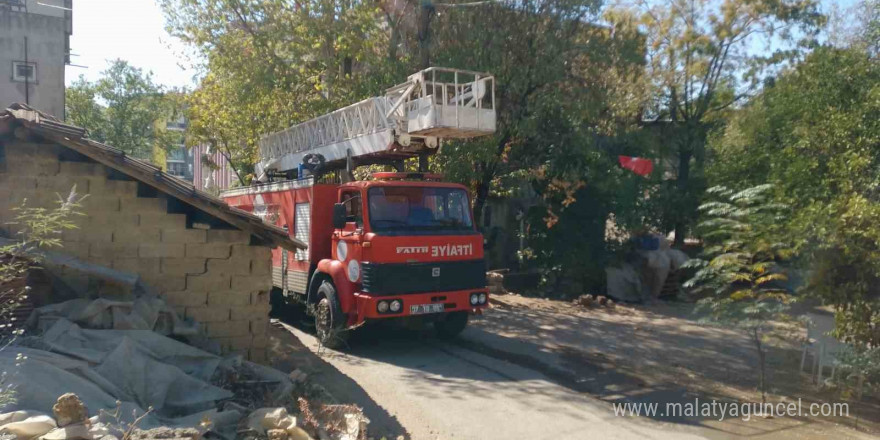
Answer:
(256, 67, 496, 180)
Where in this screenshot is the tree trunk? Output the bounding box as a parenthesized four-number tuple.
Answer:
(418, 1, 435, 69)
(673, 148, 692, 246)
(472, 162, 492, 227)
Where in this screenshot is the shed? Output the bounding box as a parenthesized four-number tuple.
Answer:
(0, 103, 305, 362)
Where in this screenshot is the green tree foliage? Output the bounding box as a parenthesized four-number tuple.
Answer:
(612, 0, 825, 245)
(65, 60, 177, 161)
(710, 46, 880, 345)
(427, 2, 649, 290)
(159, 0, 404, 183)
(685, 184, 795, 403)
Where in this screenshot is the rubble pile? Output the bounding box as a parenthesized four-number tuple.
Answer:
(487, 270, 506, 296)
(0, 298, 368, 440)
(573, 294, 615, 310)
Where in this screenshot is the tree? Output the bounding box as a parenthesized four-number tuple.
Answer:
(684, 184, 794, 404)
(424, 2, 651, 289)
(710, 47, 880, 346)
(613, 0, 825, 246)
(159, 0, 403, 183)
(65, 60, 177, 161)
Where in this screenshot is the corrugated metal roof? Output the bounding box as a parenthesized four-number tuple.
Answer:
(0, 103, 306, 251)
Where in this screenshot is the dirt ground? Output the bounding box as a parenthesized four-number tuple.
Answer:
(471, 293, 880, 438)
(265, 294, 879, 440)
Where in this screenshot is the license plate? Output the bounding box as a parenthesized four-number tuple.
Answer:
(410, 303, 445, 315)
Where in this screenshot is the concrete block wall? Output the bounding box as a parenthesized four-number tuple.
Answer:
(0, 141, 272, 362)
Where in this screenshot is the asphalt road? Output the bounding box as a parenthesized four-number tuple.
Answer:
(271, 320, 708, 440)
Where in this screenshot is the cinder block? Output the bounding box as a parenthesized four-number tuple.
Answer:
(248, 348, 268, 364)
(227, 335, 254, 351)
(90, 179, 137, 197)
(6, 149, 59, 176)
(186, 273, 231, 292)
(139, 243, 185, 258)
(186, 243, 231, 259)
(120, 196, 168, 214)
(113, 257, 160, 274)
(162, 229, 206, 244)
(0, 175, 37, 190)
(161, 258, 206, 275)
(231, 304, 269, 321)
(139, 213, 187, 230)
(62, 228, 113, 243)
(207, 290, 251, 306)
(87, 213, 139, 227)
(140, 273, 186, 292)
(207, 229, 250, 244)
(250, 257, 272, 276)
(113, 226, 161, 243)
(250, 318, 269, 336)
(79, 196, 121, 213)
(205, 320, 250, 338)
(59, 161, 101, 176)
(232, 275, 272, 291)
(90, 242, 138, 259)
(162, 291, 208, 307)
(252, 334, 269, 349)
(250, 290, 270, 305)
(231, 244, 270, 260)
(185, 306, 231, 322)
(38, 176, 91, 196)
(206, 257, 251, 276)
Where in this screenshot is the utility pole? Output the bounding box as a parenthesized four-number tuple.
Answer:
(24, 36, 30, 105)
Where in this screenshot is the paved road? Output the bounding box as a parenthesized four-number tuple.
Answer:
(271, 321, 708, 440)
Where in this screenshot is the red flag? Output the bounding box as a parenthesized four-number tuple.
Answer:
(618, 156, 653, 177)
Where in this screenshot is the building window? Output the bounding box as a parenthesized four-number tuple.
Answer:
(12, 61, 36, 83)
(167, 162, 187, 177)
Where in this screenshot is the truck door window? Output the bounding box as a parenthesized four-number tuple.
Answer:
(340, 191, 363, 227)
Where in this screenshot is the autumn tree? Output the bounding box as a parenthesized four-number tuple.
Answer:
(613, 0, 825, 245)
(159, 0, 405, 183)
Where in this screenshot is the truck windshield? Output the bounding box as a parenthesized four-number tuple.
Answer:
(368, 186, 474, 234)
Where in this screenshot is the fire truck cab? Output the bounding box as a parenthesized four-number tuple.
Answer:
(220, 68, 496, 347)
(222, 172, 487, 347)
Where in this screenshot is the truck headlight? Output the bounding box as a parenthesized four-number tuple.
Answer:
(377, 300, 389, 313)
(470, 293, 480, 305)
(347, 259, 360, 282)
(389, 299, 402, 313)
(478, 293, 487, 305)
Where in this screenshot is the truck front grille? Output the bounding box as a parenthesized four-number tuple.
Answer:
(361, 259, 487, 295)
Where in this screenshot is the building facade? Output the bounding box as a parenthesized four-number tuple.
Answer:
(0, 0, 71, 119)
(164, 114, 194, 181)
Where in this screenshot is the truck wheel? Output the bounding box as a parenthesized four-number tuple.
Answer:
(314, 281, 349, 349)
(435, 311, 468, 339)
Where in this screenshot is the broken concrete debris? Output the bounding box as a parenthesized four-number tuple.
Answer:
(52, 393, 88, 428)
(573, 294, 614, 309)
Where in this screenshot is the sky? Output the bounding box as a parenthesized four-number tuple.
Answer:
(63, 0, 196, 89)
(63, 0, 862, 90)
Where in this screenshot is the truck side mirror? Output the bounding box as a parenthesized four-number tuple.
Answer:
(332, 203, 346, 229)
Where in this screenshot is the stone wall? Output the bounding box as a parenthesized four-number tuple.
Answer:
(0, 140, 272, 362)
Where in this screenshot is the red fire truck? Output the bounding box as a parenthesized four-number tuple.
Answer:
(220, 68, 497, 347)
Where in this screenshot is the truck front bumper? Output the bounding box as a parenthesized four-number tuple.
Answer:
(350, 288, 489, 324)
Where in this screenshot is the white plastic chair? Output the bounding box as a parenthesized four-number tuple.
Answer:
(800, 313, 845, 385)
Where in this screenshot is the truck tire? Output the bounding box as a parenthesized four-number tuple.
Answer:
(435, 311, 468, 339)
(314, 281, 349, 349)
